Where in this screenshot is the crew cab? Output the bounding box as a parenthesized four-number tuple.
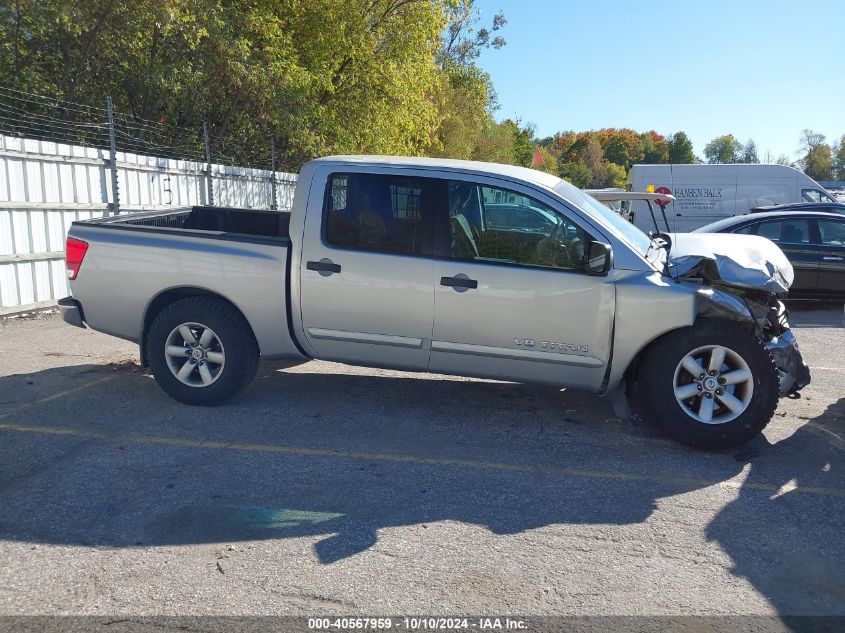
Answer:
(60, 156, 810, 449)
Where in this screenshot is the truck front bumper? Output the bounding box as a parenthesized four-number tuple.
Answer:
(58, 296, 86, 329)
(767, 329, 811, 396)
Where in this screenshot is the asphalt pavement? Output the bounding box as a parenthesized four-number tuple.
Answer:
(0, 304, 842, 618)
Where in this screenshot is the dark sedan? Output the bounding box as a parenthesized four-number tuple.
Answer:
(751, 201, 845, 215)
(695, 211, 845, 299)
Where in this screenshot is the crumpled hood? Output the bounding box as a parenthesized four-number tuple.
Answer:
(667, 232, 794, 294)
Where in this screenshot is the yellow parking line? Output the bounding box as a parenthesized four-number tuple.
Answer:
(0, 374, 119, 421)
(0, 421, 107, 438)
(1, 420, 843, 498)
(138, 435, 845, 497)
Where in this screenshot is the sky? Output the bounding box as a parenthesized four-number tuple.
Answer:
(471, 0, 844, 160)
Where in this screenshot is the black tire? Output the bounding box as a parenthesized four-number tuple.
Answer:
(147, 296, 259, 406)
(637, 320, 779, 449)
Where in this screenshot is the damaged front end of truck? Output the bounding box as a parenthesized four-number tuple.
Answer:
(668, 233, 811, 397)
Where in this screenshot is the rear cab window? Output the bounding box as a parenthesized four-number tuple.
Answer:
(324, 173, 436, 256)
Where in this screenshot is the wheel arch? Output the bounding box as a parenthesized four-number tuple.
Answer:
(140, 287, 257, 367)
(622, 316, 755, 396)
(622, 325, 681, 398)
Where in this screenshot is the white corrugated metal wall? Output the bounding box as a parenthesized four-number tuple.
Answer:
(0, 133, 297, 313)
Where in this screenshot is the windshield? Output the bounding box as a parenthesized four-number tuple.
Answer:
(553, 181, 653, 257)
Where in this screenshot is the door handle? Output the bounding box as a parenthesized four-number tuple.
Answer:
(440, 275, 478, 289)
(306, 259, 341, 275)
(822, 256, 844, 261)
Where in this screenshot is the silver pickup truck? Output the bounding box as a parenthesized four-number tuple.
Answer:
(60, 156, 810, 448)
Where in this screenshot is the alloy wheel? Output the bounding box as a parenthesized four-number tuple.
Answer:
(164, 322, 226, 388)
(672, 344, 754, 425)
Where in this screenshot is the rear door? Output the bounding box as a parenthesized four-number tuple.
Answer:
(816, 218, 845, 295)
(298, 168, 436, 371)
(429, 176, 615, 392)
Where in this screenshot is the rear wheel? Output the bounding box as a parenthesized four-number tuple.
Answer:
(638, 321, 779, 449)
(147, 297, 259, 405)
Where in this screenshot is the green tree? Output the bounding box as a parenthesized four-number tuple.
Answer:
(831, 135, 845, 180)
(804, 145, 833, 180)
(432, 63, 493, 160)
(605, 163, 627, 188)
(800, 129, 833, 181)
(704, 134, 743, 164)
(0, 0, 471, 169)
(437, 0, 506, 68)
(667, 131, 696, 164)
(599, 129, 644, 168)
(604, 134, 632, 168)
(510, 119, 535, 167)
(532, 146, 558, 175)
(471, 118, 533, 166)
(429, 1, 518, 163)
(559, 160, 593, 188)
(641, 131, 669, 163)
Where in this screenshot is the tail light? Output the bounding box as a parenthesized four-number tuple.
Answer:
(65, 237, 88, 280)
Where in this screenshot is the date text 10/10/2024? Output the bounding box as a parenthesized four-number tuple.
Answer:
(308, 617, 528, 631)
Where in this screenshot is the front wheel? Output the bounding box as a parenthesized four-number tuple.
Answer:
(147, 297, 259, 406)
(637, 321, 779, 449)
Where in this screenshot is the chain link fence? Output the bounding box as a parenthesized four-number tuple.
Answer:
(0, 86, 298, 313)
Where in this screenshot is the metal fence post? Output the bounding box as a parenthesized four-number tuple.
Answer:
(270, 137, 278, 211)
(203, 121, 214, 207)
(106, 96, 120, 215)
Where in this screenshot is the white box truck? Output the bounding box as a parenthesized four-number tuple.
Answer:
(627, 164, 837, 232)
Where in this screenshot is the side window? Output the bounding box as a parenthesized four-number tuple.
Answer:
(325, 173, 433, 255)
(818, 220, 845, 246)
(732, 224, 757, 235)
(802, 189, 822, 203)
(756, 219, 811, 244)
(446, 181, 592, 271)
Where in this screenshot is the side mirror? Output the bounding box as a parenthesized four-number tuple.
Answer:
(586, 241, 613, 276)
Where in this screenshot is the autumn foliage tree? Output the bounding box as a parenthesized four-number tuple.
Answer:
(0, 0, 522, 170)
(536, 128, 683, 188)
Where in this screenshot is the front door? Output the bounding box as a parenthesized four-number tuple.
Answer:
(752, 218, 819, 293)
(298, 170, 436, 371)
(816, 218, 845, 296)
(429, 178, 615, 391)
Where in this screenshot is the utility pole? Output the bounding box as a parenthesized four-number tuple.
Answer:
(202, 121, 214, 207)
(106, 97, 119, 215)
(270, 137, 278, 211)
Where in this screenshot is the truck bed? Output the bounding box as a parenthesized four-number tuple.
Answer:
(67, 206, 302, 361)
(90, 206, 291, 241)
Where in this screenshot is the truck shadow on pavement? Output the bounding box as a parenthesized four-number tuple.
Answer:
(706, 396, 845, 616)
(0, 362, 842, 615)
